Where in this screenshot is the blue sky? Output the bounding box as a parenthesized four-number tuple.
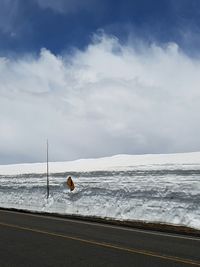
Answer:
(1, 0, 200, 164)
(1, 0, 200, 56)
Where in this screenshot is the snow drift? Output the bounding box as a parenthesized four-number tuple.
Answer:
(0, 152, 200, 230)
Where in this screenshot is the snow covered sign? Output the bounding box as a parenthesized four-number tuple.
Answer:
(66, 176, 75, 191)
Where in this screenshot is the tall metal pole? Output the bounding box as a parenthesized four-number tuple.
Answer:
(47, 139, 49, 199)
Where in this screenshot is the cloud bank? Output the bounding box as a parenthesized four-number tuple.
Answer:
(0, 34, 200, 163)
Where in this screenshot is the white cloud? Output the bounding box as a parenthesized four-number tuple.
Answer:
(35, 0, 100, 14)
(1, 34, 200, 163)
(0, 0, 19, 35)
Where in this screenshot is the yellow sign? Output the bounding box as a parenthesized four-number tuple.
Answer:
(66, 176, 75, 191)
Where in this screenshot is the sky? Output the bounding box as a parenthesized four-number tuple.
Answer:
(1, 0, 200, 164)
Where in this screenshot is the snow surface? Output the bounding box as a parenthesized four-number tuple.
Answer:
(0, 152, 200, 230)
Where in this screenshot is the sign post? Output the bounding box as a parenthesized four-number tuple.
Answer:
(46, 139, 49, 199)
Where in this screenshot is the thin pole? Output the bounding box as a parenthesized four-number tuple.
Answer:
(47, 139, 49, 199)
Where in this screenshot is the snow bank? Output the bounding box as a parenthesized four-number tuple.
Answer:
(0, 152, 200, 230)
(1, 151, 200, 175)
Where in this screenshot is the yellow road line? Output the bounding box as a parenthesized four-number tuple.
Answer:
(0, 222, 200, 266)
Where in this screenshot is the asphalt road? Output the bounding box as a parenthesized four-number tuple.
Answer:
(0, 209, 199, 267)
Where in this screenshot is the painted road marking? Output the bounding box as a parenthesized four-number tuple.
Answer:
(0, 221, 200, 266)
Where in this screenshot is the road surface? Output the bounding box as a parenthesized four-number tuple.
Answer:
(0, 209, 199, 267)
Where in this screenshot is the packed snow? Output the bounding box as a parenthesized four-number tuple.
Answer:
(0, 152, 200, 230)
